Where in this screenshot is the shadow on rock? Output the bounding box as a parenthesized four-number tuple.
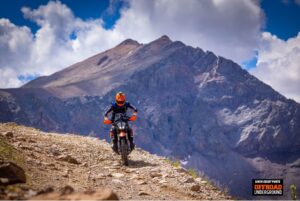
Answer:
(30, 185, 119, 200)
(128, 160, 158, 168)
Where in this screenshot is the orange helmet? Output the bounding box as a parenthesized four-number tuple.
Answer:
(115, 92, 126, 106)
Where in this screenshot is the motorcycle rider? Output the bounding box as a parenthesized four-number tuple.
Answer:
(104, 92, 137, 154)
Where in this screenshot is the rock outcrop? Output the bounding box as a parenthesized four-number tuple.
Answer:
(0, 123, 230, 200)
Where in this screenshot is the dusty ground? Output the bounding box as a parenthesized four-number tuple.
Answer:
(0, 123, 232, 200)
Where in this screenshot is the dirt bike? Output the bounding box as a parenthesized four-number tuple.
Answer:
(104, 113, 136, 166)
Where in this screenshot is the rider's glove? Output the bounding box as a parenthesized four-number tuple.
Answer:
(129, 113, 137, 121)
(103, 116, 112, 124)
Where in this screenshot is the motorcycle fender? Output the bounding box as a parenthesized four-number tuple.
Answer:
(119, 131, 126, 137)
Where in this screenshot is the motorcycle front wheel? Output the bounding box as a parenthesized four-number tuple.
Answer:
(120, 138, 129, 166)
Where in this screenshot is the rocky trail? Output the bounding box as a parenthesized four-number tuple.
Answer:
(0, 123, 231, 200)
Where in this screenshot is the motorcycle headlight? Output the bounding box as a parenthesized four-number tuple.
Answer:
(117, 122, 126, 130)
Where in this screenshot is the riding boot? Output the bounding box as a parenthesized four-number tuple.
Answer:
(129, 138, 135, 151)
(110, 128, 119, 154)
(128, 128, 135, 151)
(111, 138, 119, 154)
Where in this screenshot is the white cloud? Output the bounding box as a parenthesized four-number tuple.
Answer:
(115, 0, 263, 62)
(250, 32, 300, 102)
(0, 68, 23, 88)
(0, 18, 33, 87)
(0, 0, 264, 88)
(21, 1, 122, 75)
(0, 1, 125, 88)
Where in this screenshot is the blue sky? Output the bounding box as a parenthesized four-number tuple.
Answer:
(244, 0, 300, 69)
(0, 0, 300, 102)
(261, 0, 300, 40)
(1, 0, 300, 41)
(0, 0, 127, 32)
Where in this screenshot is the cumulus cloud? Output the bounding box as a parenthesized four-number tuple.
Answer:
(0, 0, 264, 88)
(250, 32, 300, 102)
(21, 1, 124, 75)
(0, 68, 23, 88)
(115, 0, 263, 62)
(0, 18, 33, 87)
(0, 1, 125, 88)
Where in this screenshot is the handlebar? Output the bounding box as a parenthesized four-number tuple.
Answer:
(103, 113, 136, 125)
(103, 114, 136, 125)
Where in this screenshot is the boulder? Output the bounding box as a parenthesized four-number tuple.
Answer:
(191, 184, 200, 192)
(158, 179, 167, 185)
(200, 180, 208, 184)
(150, 172, 162, 178)
(183, 177, 195, 183)
(111, 173, 124, 178)
(48, 145, 61, 156)
(0, 162, 26, 185)
(175, 167, 187, 173)
(4, 131, 14, 138)
(112, 179, 123, 184)
(59, 185, 74, 195)
(58, 155, 80, 164)
(137, 180, 147, 185)
(138, 191, 150, 196)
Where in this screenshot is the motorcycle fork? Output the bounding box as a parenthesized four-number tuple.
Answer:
(117, 131, 129, 144)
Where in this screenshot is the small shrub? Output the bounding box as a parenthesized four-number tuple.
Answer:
(187, 168, 198, 179)
(290, 184, 297, 200)
(164, 158, 181, 168)
(171, 160, 181, 168)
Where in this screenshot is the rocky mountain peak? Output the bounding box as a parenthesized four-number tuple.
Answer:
(150, 35, 172, 45)
(159, 34, 171, 41)
(117, 38, 141, 47)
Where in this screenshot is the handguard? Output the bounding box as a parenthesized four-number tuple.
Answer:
(103, 118, 112, 124)
(128, 115, 137, 121)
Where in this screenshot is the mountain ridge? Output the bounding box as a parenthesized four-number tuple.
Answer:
(21, 35, 190, 98)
